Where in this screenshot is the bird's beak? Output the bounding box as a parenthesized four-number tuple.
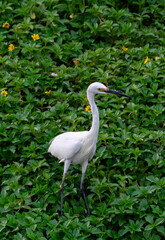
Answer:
(106, 88, 131, 99)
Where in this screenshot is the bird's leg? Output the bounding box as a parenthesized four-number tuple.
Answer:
(60, 160, 71, 216)
(80, 173, 90, 216)
(60, 173, 65, 216)
(80, 161, 90, 216)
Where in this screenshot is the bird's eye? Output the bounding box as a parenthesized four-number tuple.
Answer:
(98, 88, 107, 92)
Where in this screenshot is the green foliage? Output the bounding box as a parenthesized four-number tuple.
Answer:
(0, 0, 165, 239)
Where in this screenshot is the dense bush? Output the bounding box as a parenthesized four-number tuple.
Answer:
(0, 0, 165, 239)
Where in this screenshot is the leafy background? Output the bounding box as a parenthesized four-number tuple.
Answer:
(0, 0, 165, 239)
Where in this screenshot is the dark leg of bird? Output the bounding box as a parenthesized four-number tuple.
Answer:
(60, 173, 65, 216)
(80, 172, 90, 216)
(60, 160, 71, 216)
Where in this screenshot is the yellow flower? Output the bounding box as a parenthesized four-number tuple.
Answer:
(85, 105, 91, 112)
(1, 90, 8, 96)
(60, 184, 61, 188)
(122, 46, 128, 51)
(144, 56, 149, 64)
(8, 44, 15, 51)
(2, 22, 10, 29)
(45, 90, 51, 95)
(31, 33, 40, 41)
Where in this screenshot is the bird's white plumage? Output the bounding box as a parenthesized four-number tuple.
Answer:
(48, 130, 97, 165)
(48, 131, 87, 162)
(48, 82, 131, 216)
(48, 82, 106, 166)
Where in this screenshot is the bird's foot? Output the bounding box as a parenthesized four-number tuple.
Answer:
(85, 211, 98, 217)
(85, 211, 91, 217)
(60, 211, 64, 217)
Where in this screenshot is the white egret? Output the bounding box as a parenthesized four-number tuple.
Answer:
(48, 82, 131, 216)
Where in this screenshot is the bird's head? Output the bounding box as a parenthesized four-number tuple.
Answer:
(87, 82, 131, 99)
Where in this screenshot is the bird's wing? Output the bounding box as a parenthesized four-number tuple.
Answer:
(48, 132, 88, 161)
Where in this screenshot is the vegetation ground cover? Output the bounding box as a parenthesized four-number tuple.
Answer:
(0, 0, 165, 239)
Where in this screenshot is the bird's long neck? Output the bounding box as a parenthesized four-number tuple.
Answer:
(87, 91, 99, 138)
